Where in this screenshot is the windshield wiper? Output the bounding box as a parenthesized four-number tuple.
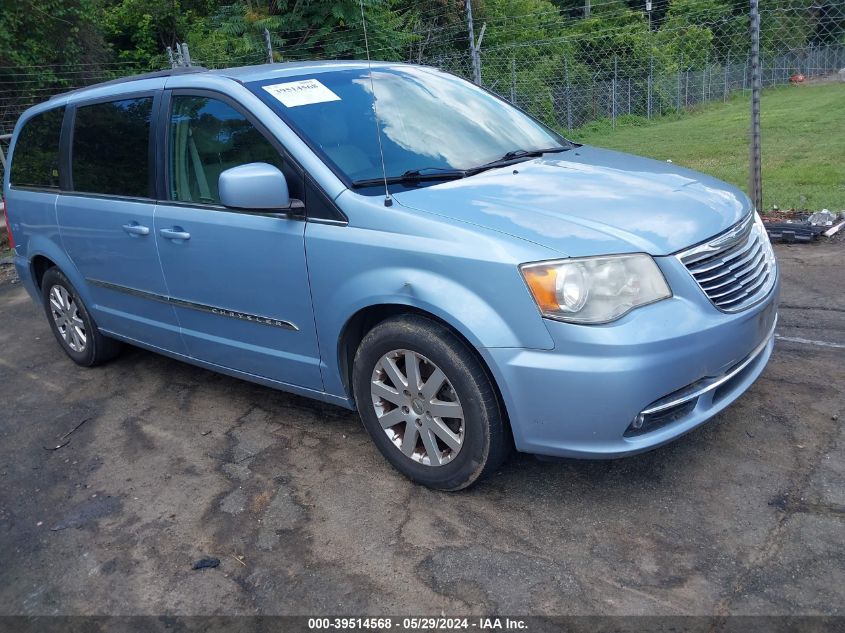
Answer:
(468, 146, 573, 174)
(350, 147, 574, 188)
(351, 167, 467, 189)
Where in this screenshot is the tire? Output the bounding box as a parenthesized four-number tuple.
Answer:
(352, 314, 511, 490)
(41, 267, 122, 367)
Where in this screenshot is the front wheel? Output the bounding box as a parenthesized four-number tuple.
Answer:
(352, 314, 510, 490)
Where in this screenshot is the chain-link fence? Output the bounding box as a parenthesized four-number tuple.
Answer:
(1, 1, 844, 192)
(470, 4, 844, 134)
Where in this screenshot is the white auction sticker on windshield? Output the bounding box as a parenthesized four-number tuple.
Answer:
(262, 79, 341, 108)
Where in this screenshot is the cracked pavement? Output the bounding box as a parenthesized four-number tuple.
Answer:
(0, 242, 842, 616)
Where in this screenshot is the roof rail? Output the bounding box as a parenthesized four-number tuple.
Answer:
(49, 66, 209, 100)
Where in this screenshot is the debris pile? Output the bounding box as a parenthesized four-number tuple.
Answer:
(762, 209, 845, 243)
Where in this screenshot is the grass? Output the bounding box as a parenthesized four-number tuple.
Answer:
(569, 82, 845, 213)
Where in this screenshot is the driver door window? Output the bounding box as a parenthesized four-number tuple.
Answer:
(169, 96, 287, 205)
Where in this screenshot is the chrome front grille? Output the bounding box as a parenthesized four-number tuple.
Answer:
(678, 213, 777, 312)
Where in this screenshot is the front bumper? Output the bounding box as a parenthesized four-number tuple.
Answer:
(485, 256, 780, 459)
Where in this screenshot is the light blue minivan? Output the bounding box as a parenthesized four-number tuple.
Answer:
(3, 62, 778, 489)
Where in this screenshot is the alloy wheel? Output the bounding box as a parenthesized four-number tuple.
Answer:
(49, 285, 87, 353)
(370, 349, 465, 467)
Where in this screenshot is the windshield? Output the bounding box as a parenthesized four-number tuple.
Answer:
(248, 65, 568, 187)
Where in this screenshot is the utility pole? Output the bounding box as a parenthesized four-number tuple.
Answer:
(749, 0, 763, 211)
(475, 22, 486, 82)
(465, 1, 478, 83)
(465, 1, 482, 84)
(264, 28, 274, 64)
(585, 0, 591, 19)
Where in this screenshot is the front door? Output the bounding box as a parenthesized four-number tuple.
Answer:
(154, 92, 322, 390)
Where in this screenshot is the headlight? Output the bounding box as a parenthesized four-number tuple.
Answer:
(520, 254, 671, 324)
(754, 211, 773, 247)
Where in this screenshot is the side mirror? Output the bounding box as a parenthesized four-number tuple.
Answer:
(218, 162, 299, 211)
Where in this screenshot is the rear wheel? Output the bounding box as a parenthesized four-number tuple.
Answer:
(352, 314, 510, 490)
(41, 267, 122, 366)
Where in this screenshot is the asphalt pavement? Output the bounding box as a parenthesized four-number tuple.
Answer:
(0, 242, 842, 616)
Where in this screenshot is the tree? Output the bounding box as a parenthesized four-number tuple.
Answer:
(181, 1, 418, 65)
(0, 0, 108, 133)
(98, 0, 217, 66)
(0, 0, 106, 70)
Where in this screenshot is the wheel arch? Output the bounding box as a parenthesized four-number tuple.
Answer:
(22, 235, 93, 308)
(31, 254, 56, 290)
(337, 303, 512, 439)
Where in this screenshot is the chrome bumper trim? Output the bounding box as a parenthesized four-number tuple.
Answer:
(640, 315, 777, 416)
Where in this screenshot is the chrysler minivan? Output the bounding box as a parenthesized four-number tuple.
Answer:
(3, 61, 778, 489)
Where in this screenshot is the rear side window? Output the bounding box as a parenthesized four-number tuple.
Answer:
(10, 107, 65, 189)
(72, 97, 153, 197)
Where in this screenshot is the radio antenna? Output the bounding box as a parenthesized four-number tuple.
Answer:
(359, 0, 392, 207)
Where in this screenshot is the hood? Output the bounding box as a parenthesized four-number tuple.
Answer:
(393, 146, 751, 257)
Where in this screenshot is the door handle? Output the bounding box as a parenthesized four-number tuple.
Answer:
(159, 228, 191, 241)
(122, 222, 150, 237)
